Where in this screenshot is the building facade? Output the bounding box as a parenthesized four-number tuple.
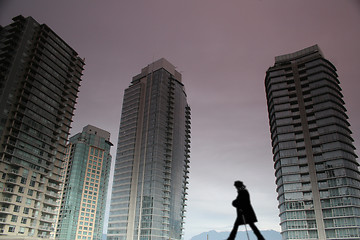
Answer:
(56, 125, 112, 240)
(0, 15, 84, 238)
(265, 45, 360, 239)
(107, 58, 191, 240)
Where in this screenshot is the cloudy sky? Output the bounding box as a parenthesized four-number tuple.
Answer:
(1, 1, 360, 239)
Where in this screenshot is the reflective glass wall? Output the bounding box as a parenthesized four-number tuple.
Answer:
(108, 59, 190, 240)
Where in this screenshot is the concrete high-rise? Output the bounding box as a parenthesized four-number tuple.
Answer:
(265, 45, 360, 239)
(56, 125, 112, 240)
(0, 15, 84, 238)
(107, 58, 191, 240)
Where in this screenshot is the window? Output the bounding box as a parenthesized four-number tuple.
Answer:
(11, 215, 18, 222)
(21, 217, 27, 224)
(8, 225, 15, 232)
(13, 205, 20, 212)
(29, 180, 36, 187)
(16, 196, 22, 203)
(20, 177, 27, 184)
(27, 189, 33, 196)
(18, 227, 25, 234)
(23, 207, 29, 214)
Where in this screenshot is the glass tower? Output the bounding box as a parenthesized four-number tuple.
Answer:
(265, 45, 360, 239)
(56, 125, 112, 240)
(107, 58, 191, 240)
(0, 15, 84, 238)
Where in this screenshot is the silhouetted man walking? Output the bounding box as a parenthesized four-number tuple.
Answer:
(228, 181, 265, 240)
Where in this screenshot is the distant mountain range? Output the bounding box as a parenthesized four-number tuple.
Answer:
(103, 229, 281, 240)
(190, 230, 281, 240)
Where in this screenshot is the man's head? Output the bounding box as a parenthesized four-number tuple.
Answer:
(234, 180, 245, 189)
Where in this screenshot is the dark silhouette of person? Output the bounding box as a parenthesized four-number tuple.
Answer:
(227, 181, 265, 240)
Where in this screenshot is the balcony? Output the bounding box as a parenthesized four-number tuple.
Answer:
(42, 208, 57, 214)
(30, 222, 37, 228)
(47, 173, 61, 182)
(43, 199, 58, 206)
(45, 191, 60, 198)
(40, 216, 56, 223)
(10, 158, 22, 166)
(38, 225, 52, 231)
(0, 207, 10, 213)
(47, 183, 61, 190)
(9, 169, 19, 175)
(30, 214, 39, 219)
(162, 207, 170, 212)
(6, 178, 17, 184)
(38, 234, 51, 238)
(163, 168, 171, 174)
(3, 188, 14, 193)
(0, 197, 12, 203)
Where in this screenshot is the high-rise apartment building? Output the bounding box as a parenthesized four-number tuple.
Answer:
(56, 125, 112, 240)
(107, 58, 191, 240)
(0, 15, 84, 238)
(265, 45, 360, 239)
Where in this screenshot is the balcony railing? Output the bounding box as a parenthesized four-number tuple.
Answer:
(42, 208, 57, 214)
(1, 197, 12, 202)
(6, 178, 16, 183)
(10, 169, 19, 174)
(43, 199, 58, 206)
(38, 225, 51, 230)
(3, 188, 14, 193)
(47, 192, 60, 199)
(48, 182, 61, 188)
(40, 216, 55, 223)
(0, 207, 10, 212)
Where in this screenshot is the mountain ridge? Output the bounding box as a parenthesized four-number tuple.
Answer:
(190, 229, 281, 240)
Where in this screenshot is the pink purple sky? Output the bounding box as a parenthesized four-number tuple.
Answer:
(1, 1, 360, 239)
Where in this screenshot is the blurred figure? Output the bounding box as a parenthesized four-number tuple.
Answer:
(227, 181, 265, 240)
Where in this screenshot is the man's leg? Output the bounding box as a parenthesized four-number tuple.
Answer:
(227, 219, 240, 240)
(248, 222, 265, 240)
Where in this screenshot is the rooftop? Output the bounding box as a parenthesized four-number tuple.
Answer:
(275, 44, 323, 64)
(133, 58, 182, 82)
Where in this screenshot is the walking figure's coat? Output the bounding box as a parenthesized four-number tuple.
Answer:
(227, 181, 265, 240)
